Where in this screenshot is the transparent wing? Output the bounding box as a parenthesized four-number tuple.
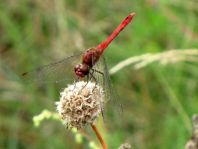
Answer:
(21, 52, 83, 85)
(93, 56, 123, 118)
(93, 56, 111, 102)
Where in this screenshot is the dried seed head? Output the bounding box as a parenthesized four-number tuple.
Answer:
(56, 81, 104, 129)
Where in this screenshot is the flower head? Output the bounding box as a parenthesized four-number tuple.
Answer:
(56, 81, 104, 129)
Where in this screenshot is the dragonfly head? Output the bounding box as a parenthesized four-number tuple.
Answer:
(74, 64, 90, 78)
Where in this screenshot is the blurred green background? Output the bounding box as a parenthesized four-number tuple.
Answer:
(1, 0, 198, 149)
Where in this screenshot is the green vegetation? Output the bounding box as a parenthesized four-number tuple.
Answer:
(0, 0, 198, 148)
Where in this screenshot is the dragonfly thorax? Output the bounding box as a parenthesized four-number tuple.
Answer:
(82, 47, 100, 67)
(74, 47, 101, 78)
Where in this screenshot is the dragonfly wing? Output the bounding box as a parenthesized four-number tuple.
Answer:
(21, 53, 82, 85)
(94, 56, 123, 116)
(94, 56, 114, 101)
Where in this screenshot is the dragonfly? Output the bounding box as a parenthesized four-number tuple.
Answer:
(22, 12, 136, 87)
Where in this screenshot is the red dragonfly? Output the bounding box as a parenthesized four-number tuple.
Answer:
(22, 12, 136, 85)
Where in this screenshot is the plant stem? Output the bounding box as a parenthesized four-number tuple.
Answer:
(97, 12, 136, 55)
(91, 124, 108, 149)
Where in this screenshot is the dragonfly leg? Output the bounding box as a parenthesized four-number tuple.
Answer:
(89, 69, 105, 121)
(92, 69, 104, 77)
(73, 77, 80, 92)
(92, 68, 105, 87)
(78, 75, 90, 94)
(89, 69, 98, 90)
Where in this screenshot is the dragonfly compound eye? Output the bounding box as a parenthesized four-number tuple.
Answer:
(74, 64, 90, 78)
